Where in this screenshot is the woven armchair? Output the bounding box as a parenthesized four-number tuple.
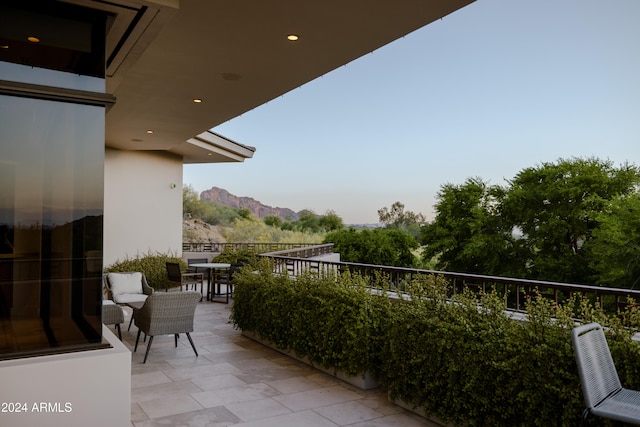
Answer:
(103, 272, 154, 303)
(102, 300, 125, 340)
(103, 271, 154, 331)
(132, 291, 201, 363)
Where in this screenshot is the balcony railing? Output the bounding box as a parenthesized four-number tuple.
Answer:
(182, 242, 323, 253)
(260, 246, 640, 314)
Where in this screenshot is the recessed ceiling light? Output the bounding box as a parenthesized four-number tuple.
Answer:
(0, 44, 8, 49)
(207, 153, 212, 156)
(193, 98, 202, 103)
(287, 34, 299, 41)
(131, 138, 143, 142)
(27, 36, 40, 43)
(221, 72, 241, 81)
(146, 130, 153, 134)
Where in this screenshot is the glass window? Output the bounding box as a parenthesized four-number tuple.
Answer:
(0, 94, 105, 359)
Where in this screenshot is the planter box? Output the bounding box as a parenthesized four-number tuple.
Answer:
(242, 330, 379, 390)
(389, 394, 454, 427)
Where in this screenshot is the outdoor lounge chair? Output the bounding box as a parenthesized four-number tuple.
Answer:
(103, 271, 154, 304)
(572, 322, 640, 425)
(102, 300, 124, 340)
(132, 291, 201, 363)
(103, 272, 154, 330)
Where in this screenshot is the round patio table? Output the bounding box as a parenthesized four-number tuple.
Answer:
(189, 263, 231, 302)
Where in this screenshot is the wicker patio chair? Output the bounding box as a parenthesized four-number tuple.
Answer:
(103, 272, 154, 330)
(102, 300, 124, 340)
(132, 291, 201, 363)
(572, 322, 640, 425)
(103, 271, 154, 303)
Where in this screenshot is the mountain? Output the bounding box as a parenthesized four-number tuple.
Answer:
(200, 187, 299, 221)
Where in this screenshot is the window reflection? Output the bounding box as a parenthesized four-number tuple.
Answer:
(0, 95, 105, 359)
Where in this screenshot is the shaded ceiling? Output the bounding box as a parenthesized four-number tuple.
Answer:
(67, 0, 475, 163)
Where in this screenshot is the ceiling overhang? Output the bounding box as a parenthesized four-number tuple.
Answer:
(67, 0, 476, 164)
(178, 131, 256, 164)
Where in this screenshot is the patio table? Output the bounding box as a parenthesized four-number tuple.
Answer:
(189, 263, 231, 302)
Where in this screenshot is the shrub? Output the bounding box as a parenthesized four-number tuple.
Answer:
(212, 248, 259, 267)
(232, 265, 640, 426)
(231, 261, 392, 377)
(105, 251, 185, 290)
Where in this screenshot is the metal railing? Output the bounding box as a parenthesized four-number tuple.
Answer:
(259, 249, 640, 315)
(182, 242, 323, 253)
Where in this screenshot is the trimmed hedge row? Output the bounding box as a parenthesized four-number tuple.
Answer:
(231, 261, 640, 426)
(231, 261, 391, 377)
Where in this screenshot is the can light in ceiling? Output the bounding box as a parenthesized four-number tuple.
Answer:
(146, 130, 153, 134)
(193, 98, 202, 103)
(287, 34, 299, 41)
(27, 36, 40, 43)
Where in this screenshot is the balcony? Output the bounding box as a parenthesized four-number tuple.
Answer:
(125, 301, 435, 426)
(177, 243, 640, 425)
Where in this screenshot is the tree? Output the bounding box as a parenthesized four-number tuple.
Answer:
(422, 159, 640, 284)
(270, 209, 344, 233)
(324, 227, 418, 267)
(420, 177, 519, 276)
(293, 209, 321, 233)
(318, 210, 344, 232)
(586, 192, 640, 288)
(378, 202, 426, 240)
(263, 216, 282, 228)
(501, 157, 640, 283)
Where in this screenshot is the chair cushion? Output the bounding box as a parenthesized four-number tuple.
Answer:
(108, 272, 143, 296)
(113, 293, 148, 304)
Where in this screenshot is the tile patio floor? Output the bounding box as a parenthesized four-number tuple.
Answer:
(117, 300, 440, 427)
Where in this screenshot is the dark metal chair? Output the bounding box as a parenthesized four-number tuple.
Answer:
(209, 263, 243, 303)
(187, 258, 208, 274)
(133, 291, 201, 363)
(572, 322, 640, 425)
(165, 262, 204, 297)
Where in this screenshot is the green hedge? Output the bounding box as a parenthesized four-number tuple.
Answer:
(231, 260, 392, 377)
(212, 248, 259, 267)
(231, 263, 640, 426)
(105, 251, 186, 290)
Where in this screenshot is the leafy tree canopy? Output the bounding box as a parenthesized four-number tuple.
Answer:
(273, 209, 344, 233)
(420, 177, 519, 276)
(378, 202, 425, 240)
(422, 158, 640, 286)
(324, 227, 419, 267)
(502, 157, 639, 283)
(587, 192, 640, 288)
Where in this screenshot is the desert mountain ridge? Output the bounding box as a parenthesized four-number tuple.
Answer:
(200, 187, 299, 221)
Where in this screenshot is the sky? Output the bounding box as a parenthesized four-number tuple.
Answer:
(184, 0, 640, 225)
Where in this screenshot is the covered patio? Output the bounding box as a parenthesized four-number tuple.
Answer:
(123, 301, 436, 426)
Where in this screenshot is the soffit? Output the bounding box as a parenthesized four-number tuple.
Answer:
(81, 0, 476, 163)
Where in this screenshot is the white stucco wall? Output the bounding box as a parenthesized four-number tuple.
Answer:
(0, 326, 131, 427)
(104, 148, 183, 267)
